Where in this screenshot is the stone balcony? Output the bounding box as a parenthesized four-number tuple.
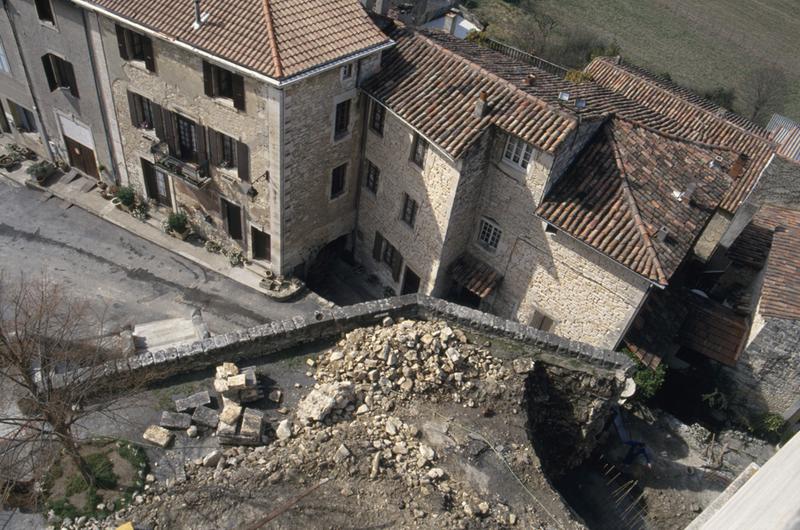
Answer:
(152, 141, 210, 189)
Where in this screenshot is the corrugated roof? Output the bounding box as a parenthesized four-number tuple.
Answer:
(537, 118, 732, 285)
(87, 0, 391, 79)
(766, 114, 800, 162)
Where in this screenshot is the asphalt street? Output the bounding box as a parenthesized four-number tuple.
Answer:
(0, 178, 320, 335)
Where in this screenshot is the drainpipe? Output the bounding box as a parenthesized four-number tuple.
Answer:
(351, 90, 371, 260)
(3, 0, 55, 159)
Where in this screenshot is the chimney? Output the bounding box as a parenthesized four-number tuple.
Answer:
(473, 91, 489, 118)
(728, 153, 749, 179)
(525, 73, 537, 86)
(192, 0, 209, 30)
(443, 11, 458, 35)
(656, 226, 669, 243)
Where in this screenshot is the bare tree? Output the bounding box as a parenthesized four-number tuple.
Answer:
(742, 65, 789, 125)
(0, 273, 142, 497)
(532, 12, 559, 54)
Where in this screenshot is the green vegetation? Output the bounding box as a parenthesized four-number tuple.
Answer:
(114, 185, 136, 207)
(623, 348, 666, 400)
(469, 0, 800, 122)
(167, 210, 189, 233)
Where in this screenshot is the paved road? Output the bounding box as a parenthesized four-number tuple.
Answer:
(0, 178, 319, 334)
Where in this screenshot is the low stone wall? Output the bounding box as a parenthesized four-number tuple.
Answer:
(92, 295, 635, 387)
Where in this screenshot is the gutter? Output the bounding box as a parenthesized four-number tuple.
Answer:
(69, 0, 394, 88)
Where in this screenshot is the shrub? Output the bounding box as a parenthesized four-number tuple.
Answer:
(167, 211, 189, 233)
(114, 186, 136, 207)
(132, 201, 149, 221)
(26, 160, 56, 180)
(623, 348, 666, 400)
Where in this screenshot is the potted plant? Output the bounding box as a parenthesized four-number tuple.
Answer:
(0, 154, 18, 171)
(167, 211, 190, 240)
(113, 186, 136, 211)
(26, 160, 57, 183)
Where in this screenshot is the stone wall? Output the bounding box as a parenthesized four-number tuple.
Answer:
(280, 63, 365, 275)
(97, 14, 277, 261)
(355, 102, 464, 294)
(88, 295, 634, 389)
(3, 0, 114, 169)
(722, 314, 800, 419)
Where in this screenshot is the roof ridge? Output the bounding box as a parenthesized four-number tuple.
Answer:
(606, 126, 668, 285)
(411, 29, 577, 126)
(261, 0, 283, 78)
(613, 114, 748, 153)
(594, 57, 769, 143)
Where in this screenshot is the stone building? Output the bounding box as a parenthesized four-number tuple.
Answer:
(0, 0, 116, 175)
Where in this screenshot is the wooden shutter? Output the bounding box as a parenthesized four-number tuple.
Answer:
(163, 110, 178, 156)
(372, 232, 384, 261)
(63, 61, 79, 98)
(142, 158, 156, 198)
(202, 61, 214, 97)
(237, 141, 249, 181)
(391, 247, 403, 282)
(196, 125, 207, 162)
(115, 25, 130, 60)
(127, 91, 140, 126)
(151, 102, 165, 139)
(143, 37, 156, 72)
(232, 74, 245, 111)
(41, 55, 56, 91)
(208, 129, 220, 167)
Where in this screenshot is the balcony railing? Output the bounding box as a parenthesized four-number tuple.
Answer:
(151, 141, 210, 189)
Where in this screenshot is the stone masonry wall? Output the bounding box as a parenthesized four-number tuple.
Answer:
(80, 295, 634, 390)
(98, 15, 277, 261)
(472, 131, 650, 349)
(280, 63, 366, 275)
(355, 102, 464, 294)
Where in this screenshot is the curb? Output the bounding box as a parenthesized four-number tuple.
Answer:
(1, 169, 336, 308)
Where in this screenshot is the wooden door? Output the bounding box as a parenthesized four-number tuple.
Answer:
(251, 227, 271, 261)
(401, 266, 421, 295)
(64, 135, 99, 178)
(221, 198, 243, 241)
(142, 159, 171, 207)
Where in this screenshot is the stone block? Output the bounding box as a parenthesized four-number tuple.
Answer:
(219, 397, 242, 425)
(216, 362, 239, 379)
(216, 418, 238, 437)
(174, 391, 211, 412)
(227, 374, 248, 391)
(192, 405, 220, 428)
(143, 425, 173, 448)
(239, 408, 264, 439)
(160, 411, 192, 430)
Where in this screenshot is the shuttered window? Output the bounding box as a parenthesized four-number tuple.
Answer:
(411, 134, 427, 167)
(373, 232, 403, 282)
(334, 99, 350, 139)
(115, 25, 156, 72)
(365, 160, 379, 193)
(370, 101, 385, 136)
(203, 61, 246, 111)
(401, 193, 418, 227)
(127, 91, 154, 130)
(41, 54, 78, 98)
(207, 128, 249, 181)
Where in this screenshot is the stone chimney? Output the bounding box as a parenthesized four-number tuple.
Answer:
(474, 91, 489, 118)
(525, 73, 537, 86)
(443, 11, 458, 35)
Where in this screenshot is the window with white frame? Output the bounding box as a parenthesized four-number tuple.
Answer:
(503, 135, 534, 170)
(478, 218, 501, 251)
(0, 37, 10, 74)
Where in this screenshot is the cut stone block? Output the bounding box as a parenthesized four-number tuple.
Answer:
(219, 397, 243, 425)
(174, 391, 210, 412)
(227, 374, 248, 391)
(216, 418, 238, 437)
(239, 388, 263, 403)
(192, 405, 220, 428)
(160, 411, 192, 430)
(216, 362, 239, 379)
(143, 425, 174, 448)
(213, 378, 229, 394)
(241, 366, 258, 386)
(239, 408, 264, 439)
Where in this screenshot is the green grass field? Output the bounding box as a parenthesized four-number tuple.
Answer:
(471, 0, 800, 123)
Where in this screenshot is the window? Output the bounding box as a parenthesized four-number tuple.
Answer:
(370, 102, 385, 136)
(331, 163, 347, 199)
(115, 25, 156, 72)
(220, 134, 236, 168)
(503, 135, 534, 170)
(531, 310, 556, 332)
(373, 232, 403, 281)
(34, 0, 54, 24)
(127, 91, 154, 129)
(41, 54, 78, 98)
(203, 61, 245, 110)
(365, 160, 380, 193)
(411, 134, 427, 167)
(208, 129, 249, 180)
(334, 99, 351, 139)
(401, 193, 418, 227)
(341, 63, 353, 80)
(8, 101, 37, 133)
(176, 115, 198, 162)
(0, 37, 10, 74)
(478, 218, 502, 250)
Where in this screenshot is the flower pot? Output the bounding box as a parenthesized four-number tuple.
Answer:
(173, 228, 190, 241)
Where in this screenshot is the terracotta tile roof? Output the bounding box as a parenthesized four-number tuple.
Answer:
(750, 205, 800, 320)
(87, 0, 390, 79)
(363, 27, 579, 158)
(679, 294, 749, 367)
(727, 222, 773, 270)
(585, 57, 775, 212)
(449, 253, 502, 298)
(537, 119, 732, 285)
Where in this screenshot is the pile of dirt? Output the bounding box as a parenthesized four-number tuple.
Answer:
(99, 318, 585, 529)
